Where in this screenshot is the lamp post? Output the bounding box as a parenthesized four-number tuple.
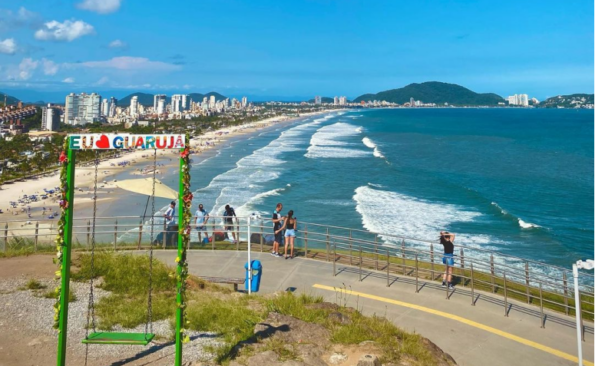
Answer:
(247, 213, 261, 295)
(573, 259, 594, 366)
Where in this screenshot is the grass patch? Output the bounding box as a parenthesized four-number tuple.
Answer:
(20, 279, 47, 290)
(41, 289, 77, 302)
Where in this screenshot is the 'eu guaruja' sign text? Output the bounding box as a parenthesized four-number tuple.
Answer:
(68, 134, 186, 150)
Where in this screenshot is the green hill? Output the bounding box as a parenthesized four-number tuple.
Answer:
(537, 94, 594, 108)
(117, 92, 155, 106)
(0, 92, 21, 106)
(353, 82, 504, 106)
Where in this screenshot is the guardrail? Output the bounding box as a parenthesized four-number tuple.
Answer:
(1, 215, 593, 338)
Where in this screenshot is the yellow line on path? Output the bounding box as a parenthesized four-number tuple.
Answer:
(313, 284, 593, 366)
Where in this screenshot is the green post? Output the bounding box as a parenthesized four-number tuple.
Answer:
(175, 150, 185, 366)
(57, 147, 75, 366)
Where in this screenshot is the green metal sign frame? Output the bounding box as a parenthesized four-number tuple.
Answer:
(56, 136, 189, 366)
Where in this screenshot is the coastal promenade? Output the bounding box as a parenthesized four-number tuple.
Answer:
(151, 250, 594, 366)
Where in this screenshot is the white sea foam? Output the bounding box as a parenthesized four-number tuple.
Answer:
(305, 122, 369, 159)
(491, 202, 507, 215)
(305, 199, 355, 207)
(367, 183, 385, 188)
(518, 218, 540, 229)
(362, 137, 385, 159)
(353, 185, 485, 244)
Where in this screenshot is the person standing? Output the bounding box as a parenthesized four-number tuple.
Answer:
(440, 231, 455, 289)
(276, 210, 297, 259)
(223, 204, 238, 243)
(271, 203, 283, 257)
(163, 201, 176, 246)
(195, 203, 209, 244)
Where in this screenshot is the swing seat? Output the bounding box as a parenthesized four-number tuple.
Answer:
(82, 332, 155, 345)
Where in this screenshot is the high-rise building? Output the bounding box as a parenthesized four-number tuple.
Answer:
(130, 96, 139, 117)
(181, 95, 189, 110)
(507, 94, 529, 106)
(64, 92, 102, 125)
(154, 94, 166, 112)
(339, 96, 347, 105)
(314, 96, 322, 105)
(209, 95, 216, 109)
(171, 94, 189, 112)
(157, 99, 166, 115)
(409, 97, 415, 107)
(41, 104, 60, 131)
(101, 99, 109, 116)
(334, 96, 339, 105)
(108, 97, 117, 117)
(241, 96, 248, 108)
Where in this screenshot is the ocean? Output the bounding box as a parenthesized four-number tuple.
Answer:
(187, 108, 593, 269)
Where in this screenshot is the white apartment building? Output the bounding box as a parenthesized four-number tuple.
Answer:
(507, 94, 529, 106)
(334, 96, 339, 105)
(209, 95, 216, 109)
(42, 104, 60, 131)
(314, 96, 322, 104)
(154, 94, 166, 112)
(157, 99, 166, 115)
(64, 92, 102, 125)
(339, 96, 347, 105)
(241, 96, 248, 108)
(130, 96, 139, 117)
(108, 97, 117, 117)
(101, 99, 109, 116)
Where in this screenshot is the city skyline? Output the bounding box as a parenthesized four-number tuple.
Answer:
(0, 0, 592, 102)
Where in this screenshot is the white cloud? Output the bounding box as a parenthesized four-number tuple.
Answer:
(0, 38, 16, 54)
(77, 0, 122, 14)
(35, 20, 94, 42)
(17, 58, 38, 80)
(0, 7, 42, 32)
(42, 58, 59, 75)
(108, 39, 127, 48)
(79, 56, 181, 71)
(95, 76, 109, 85)
(62, 77, 75, 83)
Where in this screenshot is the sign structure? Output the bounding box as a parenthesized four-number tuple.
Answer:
(68, 134, 186, 150)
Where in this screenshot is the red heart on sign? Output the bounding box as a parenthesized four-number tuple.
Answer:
(96, 135, 109, 149)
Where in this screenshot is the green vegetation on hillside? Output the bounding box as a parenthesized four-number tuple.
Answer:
(0, 91, 20, 106)
(537, 93, 594, 108)
(353, 81, 504, 105)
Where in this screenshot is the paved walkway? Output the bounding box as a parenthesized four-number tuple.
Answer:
(152, 250, 594, 366)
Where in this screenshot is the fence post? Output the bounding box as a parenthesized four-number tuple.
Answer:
(86, 220, 90, 248)
(162, 221, 167, 249)
(415, 254, 419, 293)
(137, 219, 143, 249)
(374, 235, 378, 271)
(260, 221, 264, 253)
(401, 239, 406, 274)
(490, 254, 495, 293)
(4, 223, 7, 252)
(304, 224, 308, 257)
(333, 241, 336, 276)
(459, 248, 464, 269)
(539, 283, 544, 328)
(430, 244, 434, 280)
(470, 263, 475, 306)
(326, 228, 330, 262)
(211, 222, 214, 250)
(113, 219, 118, 250)
(525, 262, 530, 304)
(503, 272, 509, 317)
(563, 272, 569, 316)
(386, 249, 390, 287)
(359, 247, 362, 281)
(34, 221, 39, 251)
(349, 230, 353, 266)
(578, 289, 585, 342)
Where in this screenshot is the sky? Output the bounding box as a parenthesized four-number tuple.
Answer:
(0, 0, 593, 102)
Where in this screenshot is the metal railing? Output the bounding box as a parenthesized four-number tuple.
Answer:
(1, 215, 593, 338)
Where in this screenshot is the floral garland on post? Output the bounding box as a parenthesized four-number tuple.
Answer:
(177, 134, 192, 344)
(53, 138, 70, 329)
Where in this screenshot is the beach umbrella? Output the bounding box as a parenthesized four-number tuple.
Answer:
(114, 178, 177, 199)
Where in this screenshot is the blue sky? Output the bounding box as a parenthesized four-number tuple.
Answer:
(0, 0, 593, 102)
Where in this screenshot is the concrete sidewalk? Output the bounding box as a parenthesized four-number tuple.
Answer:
(153, 250, 594, 366)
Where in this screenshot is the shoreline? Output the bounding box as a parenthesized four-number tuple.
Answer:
(0, 110, 338, 235)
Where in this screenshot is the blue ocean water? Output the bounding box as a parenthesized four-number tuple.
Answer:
(189, 108, 594, 269)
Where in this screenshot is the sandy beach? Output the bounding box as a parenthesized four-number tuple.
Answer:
(0, 111, 333, 238)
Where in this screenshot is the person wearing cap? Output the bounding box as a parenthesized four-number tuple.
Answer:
(164, 201, 176, 246)
(195, 203, 209, 243)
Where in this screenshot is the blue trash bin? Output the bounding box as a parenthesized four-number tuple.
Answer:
(244, 260, 262, 292)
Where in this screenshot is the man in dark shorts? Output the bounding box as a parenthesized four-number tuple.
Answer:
(223, 204, 237, 243)
(440, 231, 456, 289)
(271, 203, 283, 257)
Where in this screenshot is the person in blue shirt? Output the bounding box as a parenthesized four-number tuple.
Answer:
(195, 203, 210, 243)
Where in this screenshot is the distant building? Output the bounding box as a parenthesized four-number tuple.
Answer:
(314, 96, 322, 105)
(181, 95, 189, 110)
(410, 97, 415, 107)
(154, 94, 166, 112)
(339, 96, 347, 105)
(334, 96, 339, 105)
(130, 96, 139, 117)
(42, 104, 60, 131)
(507, 94, 529, 106)
(241, 96, 248, 108)
(108, 97, 117, 117)
(64, 92, 101, 125)
(157, 99, 166, 115)
(209, 95, 216, 109)
(531, 97, 539, 104)
(101, 99, 109, 116)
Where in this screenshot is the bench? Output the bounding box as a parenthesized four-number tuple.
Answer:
(198, 276, 245, 292)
